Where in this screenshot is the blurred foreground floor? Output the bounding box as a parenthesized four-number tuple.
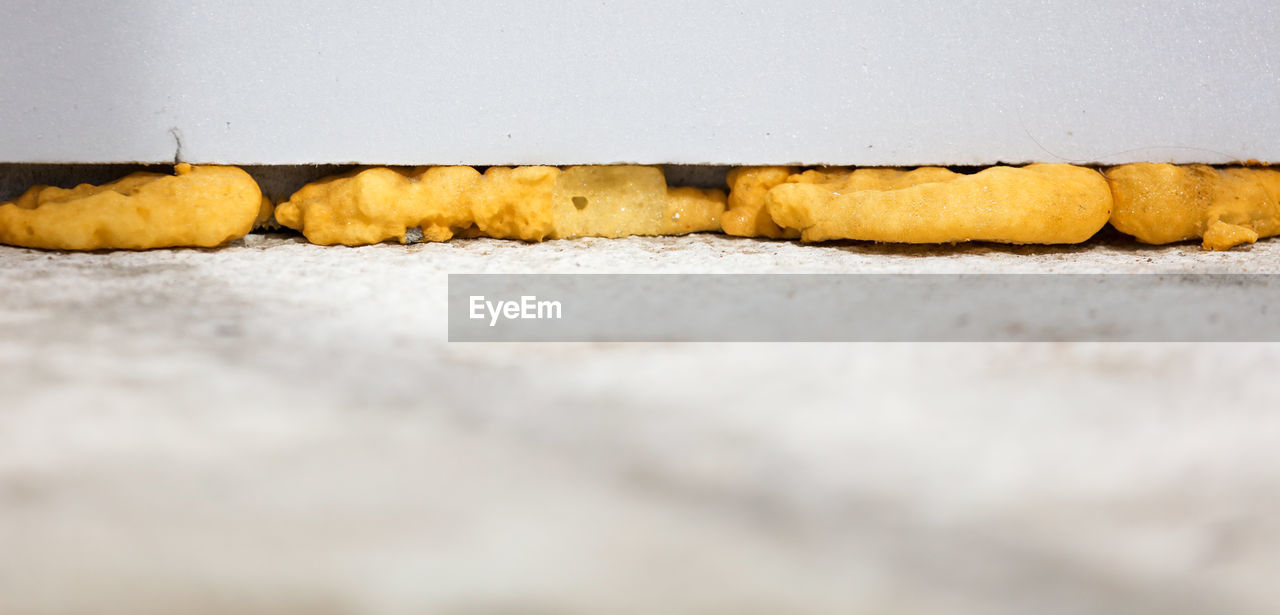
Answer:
(2, 234, 1279, 615)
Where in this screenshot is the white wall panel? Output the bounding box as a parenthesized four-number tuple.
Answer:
(0, 1, 1275, 165)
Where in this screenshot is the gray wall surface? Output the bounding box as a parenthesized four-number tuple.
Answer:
(1, 1, 1275, 165)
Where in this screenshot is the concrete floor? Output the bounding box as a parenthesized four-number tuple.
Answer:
(2, 233, 1279, 614)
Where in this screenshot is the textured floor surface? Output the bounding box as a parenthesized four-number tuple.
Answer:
(2, 233, 1279, 614)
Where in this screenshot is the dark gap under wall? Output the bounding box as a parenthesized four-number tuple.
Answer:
(7, 162, 1270, 203)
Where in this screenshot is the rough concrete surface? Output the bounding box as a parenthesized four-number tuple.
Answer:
(2, 233, 1279, 614)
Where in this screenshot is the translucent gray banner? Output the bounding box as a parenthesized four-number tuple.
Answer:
(448, 274, 1280, 342)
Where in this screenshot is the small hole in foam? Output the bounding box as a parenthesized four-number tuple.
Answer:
(572, 196, 588, 210)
